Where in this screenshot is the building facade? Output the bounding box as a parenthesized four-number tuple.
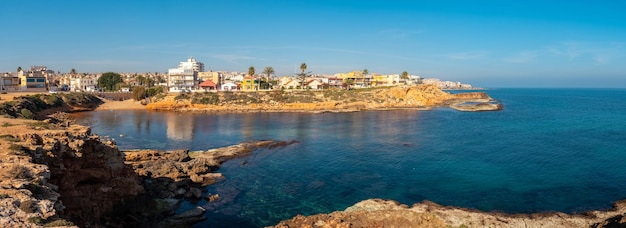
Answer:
(167, 57, 204, 92)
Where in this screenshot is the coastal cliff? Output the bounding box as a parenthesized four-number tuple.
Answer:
(145, 84, 502, 112)
(0, 116, 143, 227)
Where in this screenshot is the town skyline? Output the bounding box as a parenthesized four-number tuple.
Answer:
(2, 1, 625, 88)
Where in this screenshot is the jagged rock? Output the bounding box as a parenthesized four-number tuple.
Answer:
(0, 120, 143, 227)
(273, 199, 626, 228)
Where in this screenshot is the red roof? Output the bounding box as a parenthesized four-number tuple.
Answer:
(199, 80, 217, 87)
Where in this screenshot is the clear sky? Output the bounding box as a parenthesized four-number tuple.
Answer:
(1, 0, 625, 88)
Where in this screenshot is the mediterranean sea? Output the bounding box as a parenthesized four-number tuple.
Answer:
(73, 88, 626, 227)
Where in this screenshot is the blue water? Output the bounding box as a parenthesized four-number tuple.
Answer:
(74, 88, 626, 227)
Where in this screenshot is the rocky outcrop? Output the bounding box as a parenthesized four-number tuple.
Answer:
(273, 199, 626, 228)
(146, 85, 502, 113)
(124, 140, 299, 196)
(0, 117, 143, 227)
(0, 93, 103, 120)
(120, 140, 299, 227)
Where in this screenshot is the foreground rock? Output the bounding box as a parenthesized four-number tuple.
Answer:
(146, 85, 502, 113)
(0, 116, 143, 227)
(273, 199, 626, 228)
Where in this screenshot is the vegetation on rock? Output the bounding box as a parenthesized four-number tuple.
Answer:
(0, 93, 102, 119)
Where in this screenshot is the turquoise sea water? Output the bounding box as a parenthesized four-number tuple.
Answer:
(74, 89, 626, 227)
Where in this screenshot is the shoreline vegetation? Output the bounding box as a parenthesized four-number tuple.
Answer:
(1, 87, 624, 227)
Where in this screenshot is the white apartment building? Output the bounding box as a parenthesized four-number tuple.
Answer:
(70, 76, 97, 92)
(168, 62, 199, 92)
(178, 57, 205, 73)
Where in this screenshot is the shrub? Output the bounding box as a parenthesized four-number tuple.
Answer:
(146, 86, 165, 97)
(2, 122, 11, 127)
(43, 95, 63, 106)
(0, 134, 19, 142)
(44, 219, 75, 227)
(8, 143, 24, 150)
(28, 216, 43, 224)
(21, 109, 34, 119)
(6, 165, 32, 179)
(19, 200, 37, 213)
(0, 194, 8, 199)
(174, 92, 190, 100)
(132, 86, 147, 101)
(27, 121, 50, 129)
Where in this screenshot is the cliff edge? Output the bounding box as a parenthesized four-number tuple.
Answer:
(145, 85, 502, 113)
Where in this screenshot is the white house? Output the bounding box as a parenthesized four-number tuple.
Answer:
(305, 79, 324, 90)
(220, 82, 238, 91)
(70, 76, 97, 92)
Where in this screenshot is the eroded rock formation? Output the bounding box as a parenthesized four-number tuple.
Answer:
(146, 85, 502, 113)
(0, 117, 143, 227)
(273, 199, 626, 228)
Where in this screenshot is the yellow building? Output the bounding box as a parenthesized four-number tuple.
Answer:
(335, 70, 371, 88)
(240, 76, 258, 91)
(18, 70, 47, 91)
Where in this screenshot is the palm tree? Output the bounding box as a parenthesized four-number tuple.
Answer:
(70, 68, 77, 75)
(248, 66, 256, 90)
(401, 71, 409, 85)
(262, 66, 275, 90)
(362, 69, 369, 87)
(299, 63, 308, 89)
(17, 66, 22, 72)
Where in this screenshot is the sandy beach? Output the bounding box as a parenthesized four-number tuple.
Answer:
(95, 98, 146, 110)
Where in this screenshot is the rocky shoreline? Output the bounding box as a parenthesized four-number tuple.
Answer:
(145, 85, 503, 113)
(4, 90, 626, 228)
(273, 199, 626, 228)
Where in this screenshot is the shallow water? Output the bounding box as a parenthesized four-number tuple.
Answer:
(74, 88, 626, 227)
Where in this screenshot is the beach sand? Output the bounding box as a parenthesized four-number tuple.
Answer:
(96, 99, 146, 110)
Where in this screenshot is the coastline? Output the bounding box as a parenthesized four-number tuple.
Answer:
(0, 90, 625, 227)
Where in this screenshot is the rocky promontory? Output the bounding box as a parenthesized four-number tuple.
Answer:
(146, 84, 502, 113)
(273, 199, 626, 228)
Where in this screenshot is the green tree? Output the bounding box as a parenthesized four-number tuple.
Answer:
(98, 72, 123, 91)
(70, 68, 77, 75)
(248, 66, 256, 90)
(132, 86, 146, 101)
(362, 69, 368, 76)
(262, 66, 275, 90)
(401, 71, 409, 84)
(17, 66, 22, 72)
(298, 63, 310, 89)
(344, 78, 355, 89)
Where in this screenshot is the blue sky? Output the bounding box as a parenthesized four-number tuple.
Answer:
(1, 1, 625, 88)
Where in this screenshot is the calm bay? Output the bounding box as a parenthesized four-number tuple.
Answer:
(73, 88, 626, 227)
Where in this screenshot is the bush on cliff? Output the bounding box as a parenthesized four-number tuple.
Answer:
(21, 109, 34, 119)
(133, 86, 147, 101)
(5, 164, 32, 179)
(19, 200, 37, 213)
(192, 92, 220, 105)
(27, 216, 43, 225)
(44, 219, 75, 227)
(0, 93, 102, 119)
